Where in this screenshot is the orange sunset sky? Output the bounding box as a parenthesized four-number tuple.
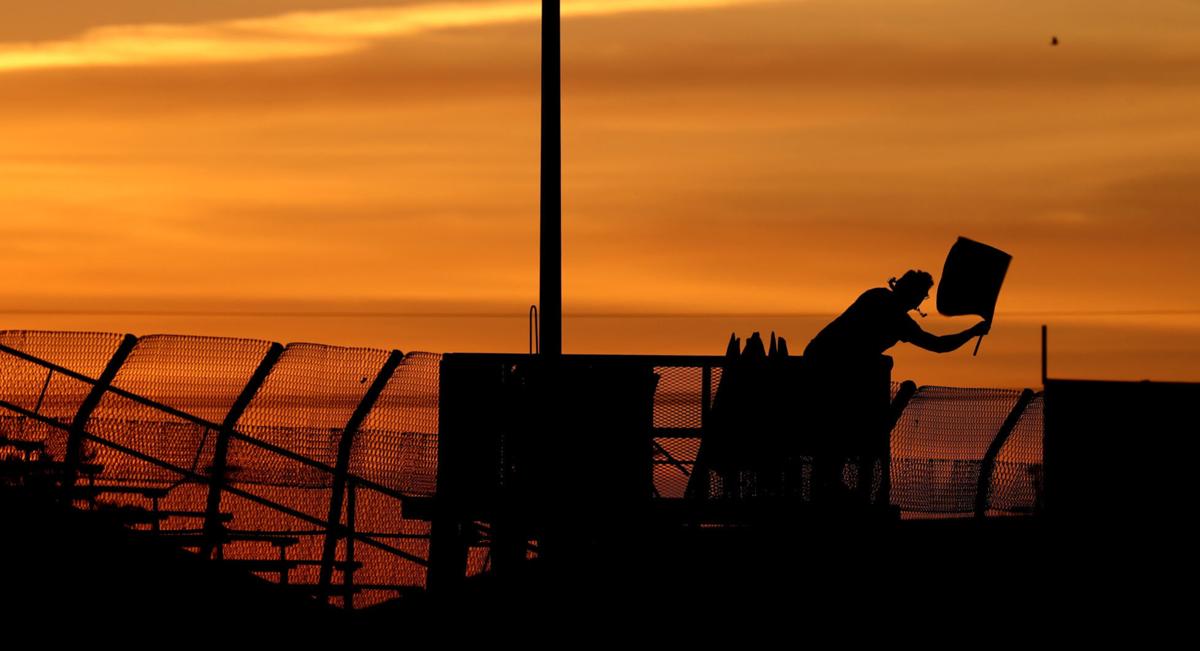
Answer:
(2, 0, 1199, 388)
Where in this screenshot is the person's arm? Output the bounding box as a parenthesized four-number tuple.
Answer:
(908, 320, 991, 354)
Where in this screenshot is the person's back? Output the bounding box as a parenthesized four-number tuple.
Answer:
(803, 287, 921, 364)
(805, 270, 989, 362)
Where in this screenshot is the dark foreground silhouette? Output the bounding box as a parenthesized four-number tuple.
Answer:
(804, 269, 990, 362)
(1, 326, 1189, 634)
(798, 270, 991, 503)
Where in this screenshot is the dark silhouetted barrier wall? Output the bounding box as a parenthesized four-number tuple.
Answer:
(0, 329, 1045, 609)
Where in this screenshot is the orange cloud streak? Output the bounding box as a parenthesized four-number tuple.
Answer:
(0, 0, 783, 72)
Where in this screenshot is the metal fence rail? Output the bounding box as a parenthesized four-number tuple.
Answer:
(0, 329, 1045, 609)
(638, 363, 1043, 518)
(0, 330, 438, 609)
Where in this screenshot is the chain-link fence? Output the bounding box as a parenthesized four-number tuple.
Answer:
(0, 329, 1046, 609)
(0, 330, 439, 609)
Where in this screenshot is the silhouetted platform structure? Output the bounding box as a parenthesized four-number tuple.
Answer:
(2, 328, 1183, 622)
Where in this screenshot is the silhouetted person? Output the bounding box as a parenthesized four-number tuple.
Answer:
(804, 270, 990, 362)
(802, 270, 990, 504)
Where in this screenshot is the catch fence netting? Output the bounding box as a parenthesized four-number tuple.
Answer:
(229, 342, 394, 606)
(1, 330, 1046, 607)
(0, 332, 438, 607)
(89, 335, 273, 485)
(0, 331, 126, 460)
(348, 351, 441, 593)
(649, 370, 1040, 517)
(987, 394, 1044, 516)
(890, 386, 1024, 516)
(651, 365, 713, 500)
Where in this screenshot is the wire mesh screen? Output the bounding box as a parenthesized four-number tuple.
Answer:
(224, 343, 388, 590)
(111, 335, 274, 423)
(85, 414, 214, 486)
(2, 334, 1058, 609)
(987, 394, 1044, 516)
(234, 343, 388, 479)
(890, 386, 1022, 516)
(0, 330, 125, 378)
(652, 366, 704, 431)
(351, 352, 441, 497)
(80, 337, 275, 535)
(87, 336, 270, 484)
(348, 484, 430, 603)
(0, 331, 126, 457)
(651, 365, 709, 499)
(346, 351, 442, 602)
(654, 438, 701, 500)
(229, 343, 385, 486)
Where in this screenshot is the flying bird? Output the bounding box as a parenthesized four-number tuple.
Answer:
(1051, 36, 1059, 46)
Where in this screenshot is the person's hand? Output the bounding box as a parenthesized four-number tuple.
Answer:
(970, 319, 992, 337)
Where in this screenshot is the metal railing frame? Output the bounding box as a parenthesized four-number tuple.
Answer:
(318, 349, 404, 599)
(0, 341, 419, 507)
(201, 343, 285, 558)
(63, 334, 138, 490)
(0, 340, 431, 608)
(0, 397, 427, 567)
(2, 339, 1051, 601)
(974, 388, 1038, 518)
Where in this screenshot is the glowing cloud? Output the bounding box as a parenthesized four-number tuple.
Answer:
(0, 0, 781, 72)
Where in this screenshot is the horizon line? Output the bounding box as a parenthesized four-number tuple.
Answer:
(3, 308, 1200, 319)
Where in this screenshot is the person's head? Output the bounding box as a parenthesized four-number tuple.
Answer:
(888, 269, 934, 311)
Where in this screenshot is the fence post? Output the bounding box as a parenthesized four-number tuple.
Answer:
(344, 479, 357, 611)
(427, 355, 485, 595)
(684, 364, 714, 501)
(64, 334, 137, 492)
(201, 343, 285, 559)
(883, 381, 918, 509)
(318, 349, 404, 601)
(975, 389, 1037, 518)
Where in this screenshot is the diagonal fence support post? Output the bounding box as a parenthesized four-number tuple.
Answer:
(64, 334, 138, 493)
(201, 343, 285, 559)
(343, 479, 357, 610)
(318, 349, 404, 601)
(975, 388, 1037, 518)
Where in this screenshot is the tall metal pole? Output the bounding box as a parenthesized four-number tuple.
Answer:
(1041, 324, 1048, 385)
(540, 0, 562, 358)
